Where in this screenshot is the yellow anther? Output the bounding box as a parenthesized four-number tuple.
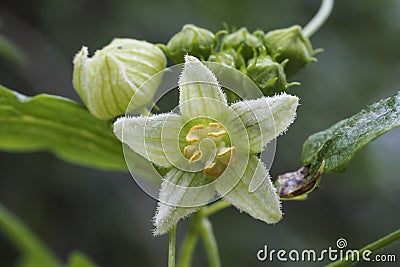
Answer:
(188, 150, 201, 163)
(217, 146, 236, 166)
(217, 146, 234, 157)
(208, 122, 221, 127)
(192, 124, 205, 130)
(204, 162, 216, 171)
(183, 145, 196, 158)
(208, 130, 227, 137)
(207, 122, 227, 138)
(204, 162, 217, 176)
(183, 122, 235, 176)
(185, 124, 206, 143)
(204, 162, 224, 177)
(186, 136, 199, 143)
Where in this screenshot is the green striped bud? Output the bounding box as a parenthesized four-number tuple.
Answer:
(220, 27, 264, 61)
(245, 55, 288, 96)
(208, 48, 245, 69)
(263, 25, 317, 78)
(165, 24, 216, 63)
(73, 38, 166, 120)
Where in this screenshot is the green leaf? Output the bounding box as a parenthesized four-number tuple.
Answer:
(302, 90, 400, 172)
(0, 84, 126, 171)
(66, 252, 98, 267)
(0, 203, 61, 267)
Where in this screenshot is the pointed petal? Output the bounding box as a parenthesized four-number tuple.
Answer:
(154, 168, 215, 235)
(216, 156, 282, 224)
(113, 113, 184, 168)
(230, 94, 298, 153)
(179, 55, 228, 120)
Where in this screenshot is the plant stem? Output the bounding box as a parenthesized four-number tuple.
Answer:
(169, 225, 177, 267)
(203, 201, 231, 217)
(177, 214, 200, 267)
(177, 205, 224, 267)
(199, 215, 221, 267)
(303, 0, 334, 38)
(325, 228, 400, 267)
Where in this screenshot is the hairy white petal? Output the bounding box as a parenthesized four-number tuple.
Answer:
(216, 156, 282, 223)
(179, 55, 228, 120)
(114, 113, 183, 167)
(230, 94, 299, 153)
(154, 168, 215, 235)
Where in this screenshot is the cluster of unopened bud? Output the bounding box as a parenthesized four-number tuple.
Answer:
(72, 24, 317, 120)
(164, 24, 318, 98)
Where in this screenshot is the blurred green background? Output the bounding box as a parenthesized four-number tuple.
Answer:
(0, 0, 399, 266)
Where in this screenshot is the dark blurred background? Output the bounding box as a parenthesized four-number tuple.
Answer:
(0, 0, 399, 266)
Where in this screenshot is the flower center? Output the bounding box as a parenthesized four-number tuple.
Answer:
(183, 122, 236, 177)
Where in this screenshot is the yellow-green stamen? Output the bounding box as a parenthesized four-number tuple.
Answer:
(183, 122, 236, 177)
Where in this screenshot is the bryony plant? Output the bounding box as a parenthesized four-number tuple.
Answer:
(114, 55, 299, 235)
(1, 0, 400, 267)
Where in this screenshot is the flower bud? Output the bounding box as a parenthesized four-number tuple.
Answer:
(208, 48, 245, 69)
(165, 24, 216, 63)
(73, 38, 166, 120)
(220, 27, 264, 61)
(245, 55, 288, 96)
(263, 25, 317, 78)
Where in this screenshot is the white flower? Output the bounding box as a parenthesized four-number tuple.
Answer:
(114, 55, 299, 235)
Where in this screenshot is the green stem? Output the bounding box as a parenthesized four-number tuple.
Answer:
(168, 225, 177, 267)
(199, 215, 221, 267)
(303, 0, 334, 38)
(177, 203, 225, 267)
(325, 228, 400, 267)
(177, 214, 200, 267)
(203, 201, 231, 217)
